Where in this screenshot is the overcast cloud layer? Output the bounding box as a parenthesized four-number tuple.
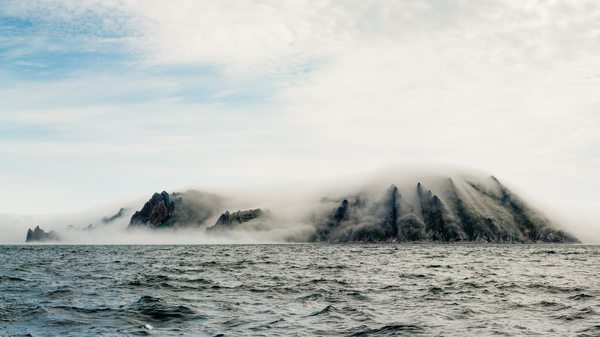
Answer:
(0, 0, 599, 238)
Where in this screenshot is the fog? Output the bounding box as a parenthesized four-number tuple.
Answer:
(1, 165, 598, 244)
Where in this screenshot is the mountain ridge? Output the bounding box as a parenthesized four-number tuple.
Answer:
(19, 168, 579, 243)
(119, 172, 577, 243)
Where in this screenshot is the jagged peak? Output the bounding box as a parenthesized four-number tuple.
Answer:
(312, 175, 577, 243)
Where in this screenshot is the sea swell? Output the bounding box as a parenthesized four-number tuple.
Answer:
(1, 244, 599, 336)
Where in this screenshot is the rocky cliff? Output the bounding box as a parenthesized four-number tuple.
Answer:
(128, 190, 222, 229)
(311, 176, 578, 243)
(25, 225, 60, 242)
(207, 209, 264, 232)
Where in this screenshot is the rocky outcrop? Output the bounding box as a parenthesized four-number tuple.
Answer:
(208, 209, 264, 232)
(312, 189, 397, 242)
(128, 190, 221, 229)
(25, 226, 60, 242)
(311, 177, 578, 243)
(129, 191, 177, 228)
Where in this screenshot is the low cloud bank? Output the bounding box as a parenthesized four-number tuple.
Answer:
(1, 165, 596, 244)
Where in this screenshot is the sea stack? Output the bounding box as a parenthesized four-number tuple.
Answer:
(25, 226, 60, 242)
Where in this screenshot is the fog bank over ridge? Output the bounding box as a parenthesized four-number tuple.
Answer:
(0, 165, 597, 244)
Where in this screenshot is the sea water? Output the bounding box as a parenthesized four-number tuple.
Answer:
(1, 244, 599, 336)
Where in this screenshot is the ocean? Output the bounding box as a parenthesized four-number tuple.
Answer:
(1, 244, 599, 336)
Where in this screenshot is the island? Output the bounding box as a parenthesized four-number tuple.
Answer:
(122, 173, 578, 243)
(25, 170, 578, 243)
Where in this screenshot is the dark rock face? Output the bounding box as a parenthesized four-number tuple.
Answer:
(313, 191, 395, 242)
(101, 207, 128, 224)
(311, 177, 578, 243)
(208, 209, 264, 232)
(25, 226, 60, 242)
(383, 185, 400, 237)
(417, 182, 465, 242)
(458, 177, 577, 243)
(129, 191, 177, 228)
(128, 190, 222, 229)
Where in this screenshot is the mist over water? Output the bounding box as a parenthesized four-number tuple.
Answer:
(1, 165, 597, 244)
(1, 244, 599, 336)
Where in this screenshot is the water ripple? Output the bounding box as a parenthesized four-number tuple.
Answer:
(0, 244, 599, 336)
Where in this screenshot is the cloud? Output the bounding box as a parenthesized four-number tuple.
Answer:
(0, 0, 599, 235)
(3, 1, 600, 69)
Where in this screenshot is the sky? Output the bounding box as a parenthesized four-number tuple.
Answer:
(0, 0, 599, 235)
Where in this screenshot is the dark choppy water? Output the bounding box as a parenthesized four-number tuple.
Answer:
(1, 244, 599, 336)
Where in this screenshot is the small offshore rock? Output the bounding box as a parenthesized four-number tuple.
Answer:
(25, 225, 60, 243)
